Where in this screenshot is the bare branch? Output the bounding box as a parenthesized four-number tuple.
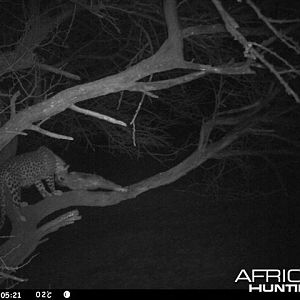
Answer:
(29, 125, 74, 140)
(246, 0, 300, 54)
(70, 104, 127, 127)
(212, 0, 299, 103)
(38, 63, 81, 81)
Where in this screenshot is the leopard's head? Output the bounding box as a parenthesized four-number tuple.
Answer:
(54, 155, 69, 175)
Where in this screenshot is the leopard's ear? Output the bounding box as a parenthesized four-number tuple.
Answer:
(59, 164, 69, 174)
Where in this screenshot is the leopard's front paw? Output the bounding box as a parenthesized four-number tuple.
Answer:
(52, 190, 63, 196)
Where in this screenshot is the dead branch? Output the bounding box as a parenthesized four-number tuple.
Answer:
(0, 101, 265, 285)
(212, 0, 300, 102)
(70, 104, 127, 127)
(0, 0, 255, 151)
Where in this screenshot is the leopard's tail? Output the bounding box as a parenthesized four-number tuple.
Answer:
(0, 183, 6, 232)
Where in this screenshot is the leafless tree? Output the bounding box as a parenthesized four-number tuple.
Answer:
(0, 0, 299, 286)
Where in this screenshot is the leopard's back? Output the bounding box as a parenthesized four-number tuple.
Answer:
(0, 146, 58, 187)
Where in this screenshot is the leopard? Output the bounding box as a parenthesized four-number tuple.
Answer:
(0, 146, 69, 230)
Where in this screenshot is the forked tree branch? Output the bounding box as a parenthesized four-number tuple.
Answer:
(0, 0, 298, 286)
(0, 0, 255, 151)
(0, 101, 264, 284)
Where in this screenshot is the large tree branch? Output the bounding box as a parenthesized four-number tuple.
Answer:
(0, 101, 265, 284)
(0, 0, 255, 151)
